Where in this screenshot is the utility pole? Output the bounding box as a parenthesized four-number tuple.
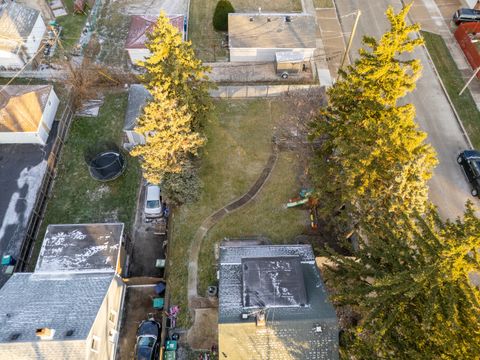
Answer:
(337, 10, 361, 81)
(459, 66, 480, 96)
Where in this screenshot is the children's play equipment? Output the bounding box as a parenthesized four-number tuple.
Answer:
(286, 189, 318, 230)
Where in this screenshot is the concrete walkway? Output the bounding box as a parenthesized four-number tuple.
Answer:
(185, 143, 278, 349)
(187, 144, 279, 304)
(302, 0, 342, 85)
(209, 84, 320, 98)
(316, 7, 348, 83)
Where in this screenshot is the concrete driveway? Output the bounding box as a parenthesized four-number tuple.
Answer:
(117, 182, 168, 359)
(128, 182, 167, 278)
(334, 0, 474, 220)
(117, 286, 164, 360)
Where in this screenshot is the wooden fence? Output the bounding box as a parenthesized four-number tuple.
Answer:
(15, 95, 75, 271)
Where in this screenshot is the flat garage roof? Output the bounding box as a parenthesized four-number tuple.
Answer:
(242, 256, 307, 308)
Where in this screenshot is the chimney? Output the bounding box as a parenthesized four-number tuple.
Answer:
(256, 312, 266, 327)
(36, 328, 55, 340)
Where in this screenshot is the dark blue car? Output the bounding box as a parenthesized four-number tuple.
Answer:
(457, 150, 480, 197)
(134, 320, 161, 360)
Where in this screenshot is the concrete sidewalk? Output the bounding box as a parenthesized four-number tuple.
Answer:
(302, 0, 346, 85)
(209, 84, 321, 98)
(407, 0, 480, 108)
(316, 8, 348, 83)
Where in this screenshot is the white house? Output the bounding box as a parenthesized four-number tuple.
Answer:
(123, 84, 151, 148)
(0, 85, 59, 145)
(0, 223, 126, 360)
(0, 2, 46, 69)
(125, 14, 185, 65)
(228, 13, 316, 62)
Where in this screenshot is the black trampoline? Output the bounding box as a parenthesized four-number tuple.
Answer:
(88, 150, 126, 182)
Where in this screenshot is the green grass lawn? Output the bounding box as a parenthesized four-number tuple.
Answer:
(313, 0, 334, 8)
(189, 0, 302, 61)
(28, 92, 141, 270)
(421, 31, 480, 148)
(55, 0, 88, 52)
(188, 0, 228, 61)
(197, 152, 307, 295)
(57, 14, 87, 51)
(168, 99, 307, 327)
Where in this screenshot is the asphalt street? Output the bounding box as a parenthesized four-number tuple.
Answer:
(334, 0, 474, 220)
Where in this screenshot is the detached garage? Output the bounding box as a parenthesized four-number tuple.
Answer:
(228, 13, 316, 62)
(0, 2, 46, 69)
(0, 85, 59, 145)
(125, 14, 185, 65)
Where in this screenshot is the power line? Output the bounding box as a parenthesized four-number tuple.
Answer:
(0, 40, 52, 92)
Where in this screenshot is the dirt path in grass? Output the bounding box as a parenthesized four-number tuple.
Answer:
(186, 143, 279, 306)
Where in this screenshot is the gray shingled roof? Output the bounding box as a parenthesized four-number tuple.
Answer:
(35, 223, 124, 274)
(228, 13, 316, 49)
(219, 244, 339, 360)
(124, 84, 152, 131)
(0, 272, 113, 343)
(0, 3, 41, 53)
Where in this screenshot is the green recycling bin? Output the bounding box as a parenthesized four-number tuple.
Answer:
(166, 340, 177, 351)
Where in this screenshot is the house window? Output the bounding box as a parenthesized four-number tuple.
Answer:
(91, 336, 101, 353)
(108, 310, 117, 324)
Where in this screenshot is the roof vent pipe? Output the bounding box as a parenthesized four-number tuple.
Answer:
(36, 328, 55, 340)
(256, 312, 266, 327)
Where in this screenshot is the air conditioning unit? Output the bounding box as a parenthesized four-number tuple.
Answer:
(108, 329, 118, 344)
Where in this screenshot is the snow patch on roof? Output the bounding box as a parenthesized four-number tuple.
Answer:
(35, 223, 124, 274)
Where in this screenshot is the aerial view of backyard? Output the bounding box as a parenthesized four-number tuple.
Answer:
(0, 0, 479, 359)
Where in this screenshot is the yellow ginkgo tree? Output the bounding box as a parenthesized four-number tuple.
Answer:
(131, 90, 205, 185)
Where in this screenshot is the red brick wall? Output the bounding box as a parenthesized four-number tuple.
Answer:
(454, 23, 480, 78)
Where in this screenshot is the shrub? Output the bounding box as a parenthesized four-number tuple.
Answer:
(161, 164, 202, 205)
(213, 0, 235, 31)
